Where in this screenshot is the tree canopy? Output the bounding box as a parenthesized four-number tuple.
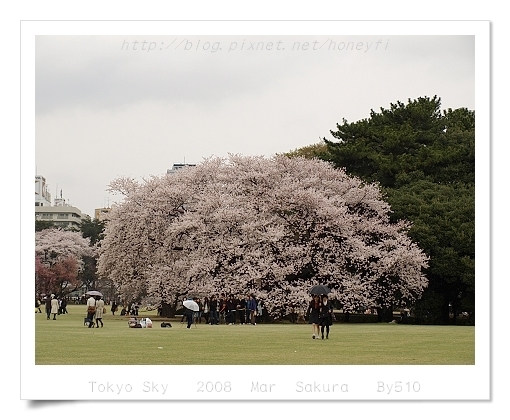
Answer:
(98, 155, 428, 318)
(35, 228, 94, 296)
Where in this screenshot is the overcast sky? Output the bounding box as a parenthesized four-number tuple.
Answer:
(35, 34, 475, 217)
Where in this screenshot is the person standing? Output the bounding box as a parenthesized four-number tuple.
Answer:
(219, 294, 227, 324)
(50, 294, 59, 320)
(184, 298, 195, 329)
(226, 294, 237, 325)
(86, 294, 96, 328)
(319, 295, 333, 339)
(95, 297, 105, 328)
(237, 295, 246, 325)
(245, 294, 251, 323)
(288, 304, 297, 323)
(203, 297, 210, 324)
(196, 298, 202, 324)
(257, 300, 263, 323)
(111, 301, 118, 316)
(247, 294, 257, 325)
(209, 295, 218, 325)
(60, 297, 68, 314)
(306, 295, 321, 339)
(35, 298, 42, 313)
(45, 295, 51, 319)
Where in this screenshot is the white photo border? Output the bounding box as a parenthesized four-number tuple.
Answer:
(21, 20, 490, 401)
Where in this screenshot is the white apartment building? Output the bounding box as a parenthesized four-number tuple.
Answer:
(35, 175, 52, 207)
(35, 204, 84, 229)
(35, 175, 85, 229)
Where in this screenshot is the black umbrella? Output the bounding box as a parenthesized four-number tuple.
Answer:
(310, 284, 330, 295)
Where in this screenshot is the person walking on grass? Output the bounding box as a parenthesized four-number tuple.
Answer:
(319, 295, 333, 339)
(45, 295, 51, 319)
(95, 296, 105, 328)
(306, 295, 321, 339)
(184, 298, 195, 329)
(86, 294, 96, 328)
(50, 294, 59, 320)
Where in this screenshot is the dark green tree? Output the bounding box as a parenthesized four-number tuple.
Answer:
(35, 220, 55, 231)
(385, 181, 475, 324)
(291, 96, 475, 324)
(78, 255, 99, 291)
(76, 216, 106, 292)
(80, 216, 106, 245)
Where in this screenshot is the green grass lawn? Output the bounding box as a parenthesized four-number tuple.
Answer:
(35, 304, 475, 365)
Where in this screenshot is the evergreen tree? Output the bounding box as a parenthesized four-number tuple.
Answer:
(320, 96, 475, 324)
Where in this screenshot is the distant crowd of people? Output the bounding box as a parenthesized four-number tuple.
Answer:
(179, 293, 263, 328)
(36, 295, 69, 319)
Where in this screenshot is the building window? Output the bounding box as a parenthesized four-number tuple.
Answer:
(57, 213, 68, 219)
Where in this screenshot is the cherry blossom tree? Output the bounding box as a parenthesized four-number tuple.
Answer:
(35, 228, 94, 296)
(35, 256, 53, 297)
(35, 255, 80, 297)
(98, 155, 429, 318)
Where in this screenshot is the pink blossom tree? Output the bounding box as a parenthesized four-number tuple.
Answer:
(35, 255, 80, 297)
(35, 228, 94, 296)
(98, 155, 429, 318)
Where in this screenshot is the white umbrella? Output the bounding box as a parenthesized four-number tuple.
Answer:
(86, 291, 103, 297)
(183, 300, 199, 312)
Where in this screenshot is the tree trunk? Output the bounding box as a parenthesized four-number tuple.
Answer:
(441, 301, 450, 325)
(377, 306, 394, 323)
(159, 302, 175, 318)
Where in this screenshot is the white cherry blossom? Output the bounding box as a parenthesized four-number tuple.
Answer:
(98, 155, 429, 318)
